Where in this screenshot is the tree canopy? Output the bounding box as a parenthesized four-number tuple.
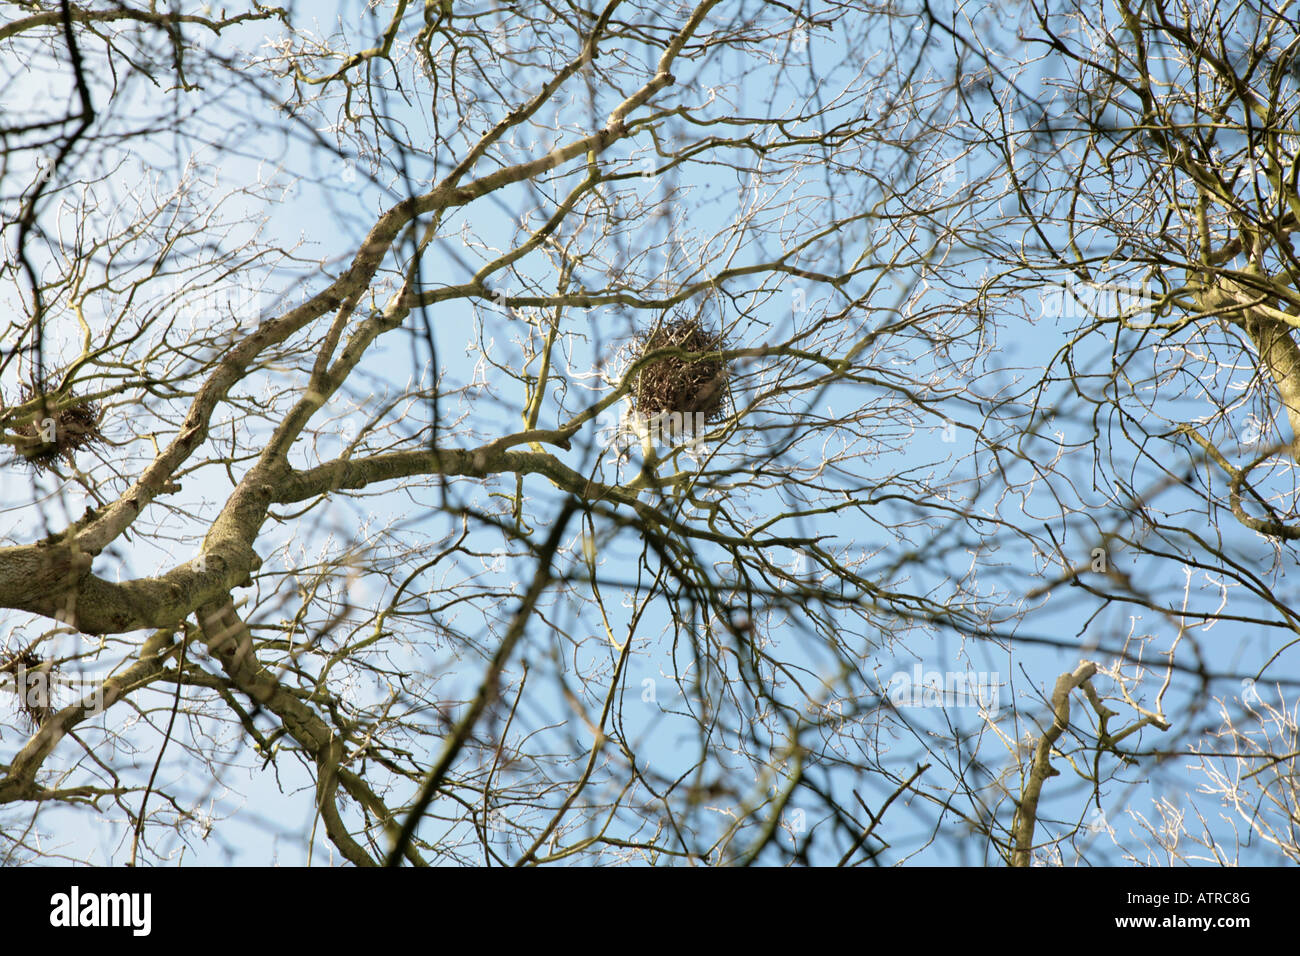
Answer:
(1, 0, 1297, 866)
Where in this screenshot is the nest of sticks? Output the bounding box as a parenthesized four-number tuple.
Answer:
(627, 311, 731, 440)
(7, 379, 106, 473)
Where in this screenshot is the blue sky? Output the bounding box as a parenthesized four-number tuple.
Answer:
(3, 0, 1299, 866)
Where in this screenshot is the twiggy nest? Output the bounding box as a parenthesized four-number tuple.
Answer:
(7, 382, 106, 473)
(1, 647, 56, 729)
(628, 313, 731, 437)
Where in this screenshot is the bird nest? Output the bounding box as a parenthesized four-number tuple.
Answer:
(1, 646, 55, 729)
(626, 312, 732, 442)
(7, 381, 106, 473)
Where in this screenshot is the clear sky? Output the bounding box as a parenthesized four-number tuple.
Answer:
(2, 0, 1297, 866)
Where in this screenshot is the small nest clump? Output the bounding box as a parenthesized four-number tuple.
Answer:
(7, 381, 105, 473)
(1, 646, 56, 729)
(628, 312, 732, 440)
